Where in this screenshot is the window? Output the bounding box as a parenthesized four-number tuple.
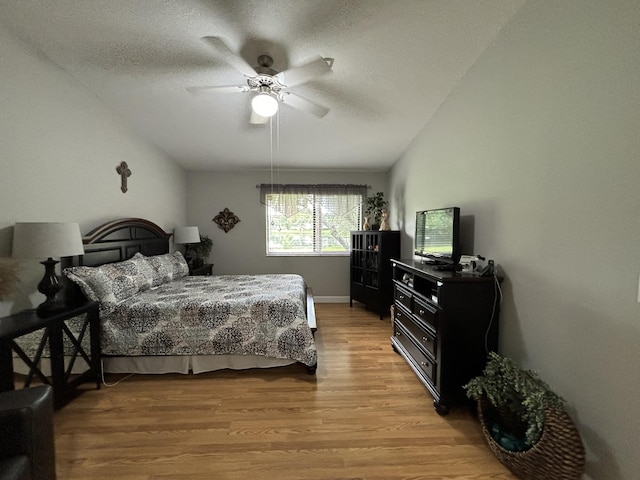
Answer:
(260, 184, 367, 256)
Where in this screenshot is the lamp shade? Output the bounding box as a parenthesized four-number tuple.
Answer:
(173, 226, 200, 244)
(12, 222, 84, 259)
(251, 93, 278, 117)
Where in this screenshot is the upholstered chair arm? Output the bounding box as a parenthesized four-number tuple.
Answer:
(0, 385, 56, 480)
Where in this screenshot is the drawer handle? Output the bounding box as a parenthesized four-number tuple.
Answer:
(395, 332, 401, 337)
(419, 309, 425, 315)
(422, 336, 430, 343)
(421, 361, 429, 367)
(399, 295, 405, 300)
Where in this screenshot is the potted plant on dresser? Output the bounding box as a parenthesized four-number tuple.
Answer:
(464, 352, 585, 480)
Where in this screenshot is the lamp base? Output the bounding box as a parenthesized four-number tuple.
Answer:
(37, 258, 64, 316)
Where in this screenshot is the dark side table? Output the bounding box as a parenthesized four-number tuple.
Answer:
(190, 263, 213, 276)
(0, 301, 101, 409)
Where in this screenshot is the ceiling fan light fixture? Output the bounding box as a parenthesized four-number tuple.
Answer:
(251, 91, 278, 118)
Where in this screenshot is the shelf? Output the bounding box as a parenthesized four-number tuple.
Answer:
(349, 231, 401, 319)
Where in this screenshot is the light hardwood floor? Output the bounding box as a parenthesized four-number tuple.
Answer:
(53, 303, 515, 480)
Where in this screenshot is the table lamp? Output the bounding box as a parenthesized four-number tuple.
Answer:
(12, 222, 85, 315)
(173, 226, 200, 264)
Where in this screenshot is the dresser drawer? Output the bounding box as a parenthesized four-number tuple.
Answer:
(395, 308, 436, 358)
(393, 324, 436, 383)
(394, 284, 412, 311)
(413, 296, 439, 331)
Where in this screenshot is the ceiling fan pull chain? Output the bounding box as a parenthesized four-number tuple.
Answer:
(276, 111, 280, 185)
(270, 116, 274, 194)
(269, 115, 275, 227)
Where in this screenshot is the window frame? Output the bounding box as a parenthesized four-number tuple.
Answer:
(259, 184, 367, 257)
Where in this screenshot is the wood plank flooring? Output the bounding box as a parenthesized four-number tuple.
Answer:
(53, 303, 516, 480)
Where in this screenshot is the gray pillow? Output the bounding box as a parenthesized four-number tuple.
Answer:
(64, 255, 154, 310)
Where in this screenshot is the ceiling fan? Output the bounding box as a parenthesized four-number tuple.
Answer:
(187, 37, 333, 124)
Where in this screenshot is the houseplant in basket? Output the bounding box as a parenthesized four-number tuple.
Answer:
(464, 352, 585, 480)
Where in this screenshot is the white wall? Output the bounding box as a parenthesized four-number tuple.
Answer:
(389, 1, 640, 479)
(0, 28, 187, 316)
(186, 169, 389, 298)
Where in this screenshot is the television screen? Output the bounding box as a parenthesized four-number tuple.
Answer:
(414, 207, 460, 263)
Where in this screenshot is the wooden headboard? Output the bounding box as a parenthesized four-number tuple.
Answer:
(61, 218, 172, 302)
(67, 218, 171, 267)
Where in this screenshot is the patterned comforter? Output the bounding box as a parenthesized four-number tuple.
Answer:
(100, 274, 317, 367)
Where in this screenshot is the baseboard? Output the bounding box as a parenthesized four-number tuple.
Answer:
(314, 296, 350, 303)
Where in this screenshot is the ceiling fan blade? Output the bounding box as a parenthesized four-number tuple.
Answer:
(201, 36, 256, 78)
(282, 91, 330, 118)
(250, 110, 269, 124)
(186, 85, 249, 95)
(277, 55, 332, 87)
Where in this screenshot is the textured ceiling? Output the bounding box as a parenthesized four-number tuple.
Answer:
(0, 0, 524, 171)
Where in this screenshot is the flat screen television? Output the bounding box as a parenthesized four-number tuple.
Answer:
(414, 207, 461, 265)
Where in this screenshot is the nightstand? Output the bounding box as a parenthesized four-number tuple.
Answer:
(190, 263, 213, 276)
(0, 301, 101, 409)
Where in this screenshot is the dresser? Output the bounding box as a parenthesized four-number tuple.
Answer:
(390, 259, 500, 414)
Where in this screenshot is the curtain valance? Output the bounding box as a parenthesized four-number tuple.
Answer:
(258, 184, 368, 205)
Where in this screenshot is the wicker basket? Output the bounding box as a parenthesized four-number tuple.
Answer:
(478, 397, 585, 480)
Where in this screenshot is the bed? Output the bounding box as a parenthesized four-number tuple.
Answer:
(57, 218, 318, 375)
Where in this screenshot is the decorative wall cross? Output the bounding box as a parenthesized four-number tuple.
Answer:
(116, 161, 131, 193)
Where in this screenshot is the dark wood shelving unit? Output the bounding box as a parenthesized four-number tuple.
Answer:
(349, 231, 400, 319)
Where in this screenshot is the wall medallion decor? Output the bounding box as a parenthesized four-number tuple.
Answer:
(213, 208, 240, 233)
(116, 161, 131, 193)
